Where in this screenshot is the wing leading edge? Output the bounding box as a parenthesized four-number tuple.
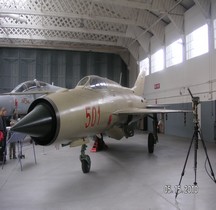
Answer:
(113, 108, 191, 115)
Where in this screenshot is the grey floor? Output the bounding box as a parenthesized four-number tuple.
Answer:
(0, 132, 216, 210)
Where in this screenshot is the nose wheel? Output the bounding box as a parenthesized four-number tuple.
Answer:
(80, 144, 91, 173)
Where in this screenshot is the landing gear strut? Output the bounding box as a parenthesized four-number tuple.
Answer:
(80, 144, 91, 173)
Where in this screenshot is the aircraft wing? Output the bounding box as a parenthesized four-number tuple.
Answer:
(113, 108, 191, 115)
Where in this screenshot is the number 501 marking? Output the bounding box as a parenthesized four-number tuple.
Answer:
(85, 106, 100, 128)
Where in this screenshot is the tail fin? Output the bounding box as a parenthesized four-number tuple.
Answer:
(132, 70, 145, 96)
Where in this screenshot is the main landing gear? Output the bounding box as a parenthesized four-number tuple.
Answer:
(148, 133, 154, 153)
(147, 113, 158, 154)
(80, 144, 91, 173)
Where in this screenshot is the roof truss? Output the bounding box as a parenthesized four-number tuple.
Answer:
(0, 0, 194, 61)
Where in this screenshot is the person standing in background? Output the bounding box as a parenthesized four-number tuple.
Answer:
(9, 110, 18, 159)
(0, 107, 7, 163)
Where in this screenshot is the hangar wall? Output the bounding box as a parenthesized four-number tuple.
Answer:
(144, 5, 216, 104)
(0, 48, 128, 92)
(144, 4, 216, 142)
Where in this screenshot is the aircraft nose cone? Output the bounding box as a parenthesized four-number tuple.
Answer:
(11, 104, 53, 138)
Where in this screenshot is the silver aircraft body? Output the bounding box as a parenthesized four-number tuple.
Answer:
(0, 80, 65, 116)
(12, 71, 190, 173)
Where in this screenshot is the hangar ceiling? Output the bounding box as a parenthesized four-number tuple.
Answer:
(0, 0, 210, 62)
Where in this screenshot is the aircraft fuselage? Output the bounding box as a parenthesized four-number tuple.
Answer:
(28, 85, 146, 146)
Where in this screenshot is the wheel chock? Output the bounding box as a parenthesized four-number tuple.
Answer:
(91, 140, 99, 152)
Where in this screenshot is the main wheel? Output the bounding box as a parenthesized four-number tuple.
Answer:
(148, 133, 155, 154)
(81, 155, 91, 173)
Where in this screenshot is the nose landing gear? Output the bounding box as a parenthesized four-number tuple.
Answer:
(80, 144, 91, 173)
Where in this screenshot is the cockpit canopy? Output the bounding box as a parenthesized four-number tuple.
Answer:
(12, 80, 48, 93)
(76, 75, 121, 90)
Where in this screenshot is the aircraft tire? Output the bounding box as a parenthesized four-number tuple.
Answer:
(148, 133, 154, 154)
(81, 156, 91, 173)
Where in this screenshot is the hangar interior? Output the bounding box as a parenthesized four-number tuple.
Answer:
(0, 0, 216, 141)
(0, 0, 216, 210)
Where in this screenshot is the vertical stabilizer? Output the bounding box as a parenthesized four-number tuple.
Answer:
(132, 70, 145, 96)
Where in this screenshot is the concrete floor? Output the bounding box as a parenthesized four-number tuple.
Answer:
(0, 132, 216, 210)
